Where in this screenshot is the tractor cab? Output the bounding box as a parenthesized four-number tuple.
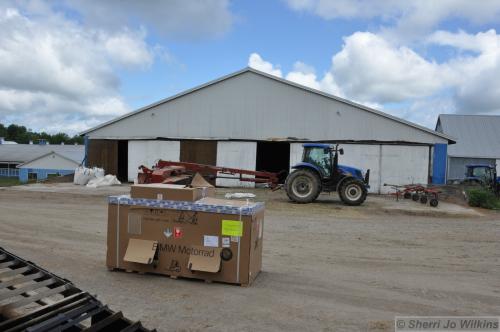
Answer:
(302, 144, 335, 178)
(285, 143, 370, 206)
(466, 164, 493, 180)
(300, 144, 368, 184)
(465, 164, 500, 189)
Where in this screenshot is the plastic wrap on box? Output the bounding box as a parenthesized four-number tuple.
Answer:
(108, 195, 264, 216)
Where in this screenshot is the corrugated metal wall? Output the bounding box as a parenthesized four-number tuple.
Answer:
(127, 140, 180, 182)
(290, 143, 429, 194)
(447, 157, 496, 181)
(86, 71, 448, 145)
(216, 141, 256, 187)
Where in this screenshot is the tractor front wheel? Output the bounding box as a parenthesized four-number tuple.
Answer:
(339, 178, 367, 206)
(285, 169, 321, 203)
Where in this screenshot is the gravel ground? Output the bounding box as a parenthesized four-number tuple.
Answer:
(0, 184, 498, 331)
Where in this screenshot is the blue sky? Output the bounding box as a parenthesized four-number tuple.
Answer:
(1, 0, 500, 134)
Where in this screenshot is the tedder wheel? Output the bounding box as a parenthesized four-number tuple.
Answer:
(285, 169, 322, 203)
(429, 198, 439, 207)
(338, 178, 367, 206)
(412, 193, 420, 201)
(403, 192, 411, 199)
(420, 195, 428, 204)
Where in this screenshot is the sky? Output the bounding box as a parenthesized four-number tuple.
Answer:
(1, 0, 500, 135)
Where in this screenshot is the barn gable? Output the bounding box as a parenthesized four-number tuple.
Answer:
(82, 68, 451, 145)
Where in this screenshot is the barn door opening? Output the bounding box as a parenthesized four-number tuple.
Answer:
(180, 140, 217, 165)
(117, 140, 128, 182)
(256, 141, 290, 183)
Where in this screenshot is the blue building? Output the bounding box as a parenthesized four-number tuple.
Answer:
(436, 114, 500, 182)
(0, 141, 84, 182)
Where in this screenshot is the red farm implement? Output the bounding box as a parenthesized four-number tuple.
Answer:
(384, 183, 441, 207)
(138, 160, 281, 189)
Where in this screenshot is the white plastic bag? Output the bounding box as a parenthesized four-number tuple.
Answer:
(74, 166, 106, 185)
(224, 193, 256, 199)
(86, 175, 121, 188)
(73, 166, 93, 185)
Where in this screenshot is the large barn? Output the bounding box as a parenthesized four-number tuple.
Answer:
(81, 68, 453, 193)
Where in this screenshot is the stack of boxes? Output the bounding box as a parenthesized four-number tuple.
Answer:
(106, 175, 264, 286)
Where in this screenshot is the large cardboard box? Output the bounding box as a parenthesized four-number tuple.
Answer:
(130, 173, 215, 201)
(130, 184, 215, 201)
(106, 196, 264, 286)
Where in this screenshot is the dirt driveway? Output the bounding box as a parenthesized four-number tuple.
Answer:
(0, 184, 498, 331)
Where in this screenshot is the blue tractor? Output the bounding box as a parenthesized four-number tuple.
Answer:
(285, 144, 370, 205)
(464, 164, 500, 195)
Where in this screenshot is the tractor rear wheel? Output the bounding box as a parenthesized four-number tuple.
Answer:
(338, 178, 367, 206)
(285, 169, 322, 203)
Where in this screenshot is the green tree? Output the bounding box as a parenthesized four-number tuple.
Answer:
(0, 122, 84, 145)
(0, 123, 6, 138)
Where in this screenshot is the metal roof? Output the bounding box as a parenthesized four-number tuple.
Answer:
(0, 144, 84, 164)
(436, 114, 500, 158)
(81, 67, 454, 143)
(16, 151, 81, 168)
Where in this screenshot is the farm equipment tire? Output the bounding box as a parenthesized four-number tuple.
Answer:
(285, 169, 322, 203)
(420, 196, 428, 204)
(412, 193, 420, 201)
(339, 178, 367, 206)
(403, 192, 411, 199)
(430, 198, 439, 207)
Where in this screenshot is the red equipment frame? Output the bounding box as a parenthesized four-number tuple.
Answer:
(384, 183, 441, 207)
(138, 160, 281, 189)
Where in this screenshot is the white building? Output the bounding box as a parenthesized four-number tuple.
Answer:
(0, 143, 83, 182)
(82, 68, 453, 193)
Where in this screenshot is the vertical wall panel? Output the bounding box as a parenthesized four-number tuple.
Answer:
(180, 140, 217, 165)
(339, 144, 381, 194)
(432, 143, 447, 184)
(380, 145, 429, 194)
(127, 140, 180, 182)
(289, 143, 303, 172)
(216, 141, 256, 187)
(87, 139, 118, 176)
(290, 143, 432, 194)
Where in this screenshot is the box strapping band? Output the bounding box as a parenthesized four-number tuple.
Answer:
(116, 195, 128, 268)
(236, 206, 242, 284)
(108, 196, 264, 216)
(235, 199, 251, 284)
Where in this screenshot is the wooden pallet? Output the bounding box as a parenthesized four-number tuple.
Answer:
(0, 247, 156, 332)
(108, 267, 248, 287)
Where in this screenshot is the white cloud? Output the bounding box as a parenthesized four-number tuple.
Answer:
(0, 1, 236, 134)
(286, 62, 343, 96)
(285, 0, 500, 41)
(248, 54, 343, 97)
(331, 32, 452, 103)
(64, 0, 234, 40)
(0, 7, 137, 133)
(329, 29, 500, 114)
(248, 53, 283, 77)
(248, 28, 500, 128)
(103, 29, 154, 68)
